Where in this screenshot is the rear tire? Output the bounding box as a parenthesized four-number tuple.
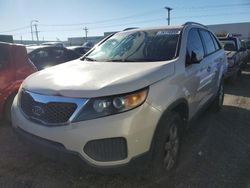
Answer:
(4, 93, 16, 123)
(211, 81, 224, 112)
(150, 112, 182, 176)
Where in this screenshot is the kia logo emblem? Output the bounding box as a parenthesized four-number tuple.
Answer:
(31, 106, 44, 117)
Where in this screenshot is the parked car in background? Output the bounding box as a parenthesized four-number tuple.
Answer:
(247, 41, 250, 62)
(241, 40, 249, 65)
(66, 46, 90, 56)
(0, 42, 36, 121)
(26, 46, 81, 70)
(41, 42, 65, 48)
(218, 35, 244, 80)
(82, 41, 95, 49)
(12, 22, 227, 174)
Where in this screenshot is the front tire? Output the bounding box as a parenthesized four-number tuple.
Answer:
(150, 112, 182, 175)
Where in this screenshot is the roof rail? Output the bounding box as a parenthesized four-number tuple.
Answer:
(182, 22, 207, 28)
(123, 27, 139, 31)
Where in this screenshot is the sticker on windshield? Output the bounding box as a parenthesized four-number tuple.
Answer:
(156, 30, 180, 36)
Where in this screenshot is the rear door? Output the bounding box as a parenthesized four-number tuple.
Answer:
(185, 28, 207, 115)
(198, 29, 220, 105)
(0, 44, 14, 104)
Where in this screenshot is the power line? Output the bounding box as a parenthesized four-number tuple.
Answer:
(39, 9, 161, 27)
(0, 26, 30, 33)
(1, 2, 250, 34)
(22, 10, 250, 35)
(176, 2, 250, 9)
(38, 2, 250, 27)
(34, 11, 250, 34)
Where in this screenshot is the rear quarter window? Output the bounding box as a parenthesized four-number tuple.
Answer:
(209, 33, 221, 51)
(199, 30, 216, 55)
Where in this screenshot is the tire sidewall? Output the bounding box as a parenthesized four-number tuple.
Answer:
(150, 112, 182, 176)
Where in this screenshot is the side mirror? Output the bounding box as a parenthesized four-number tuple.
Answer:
(186, 50, 203, 65)
(191, 50, 203, 64)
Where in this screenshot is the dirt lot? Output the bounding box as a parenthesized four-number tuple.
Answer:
(0, 63, 250, 188)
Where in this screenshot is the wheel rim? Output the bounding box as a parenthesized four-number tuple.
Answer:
(163, 123, 179, 171)
(219, 84, 224, 107)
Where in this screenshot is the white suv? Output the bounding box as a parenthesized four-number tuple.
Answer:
(12, 22, 227, 174)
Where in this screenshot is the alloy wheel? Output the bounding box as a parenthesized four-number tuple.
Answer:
(163, 123, 179, 171)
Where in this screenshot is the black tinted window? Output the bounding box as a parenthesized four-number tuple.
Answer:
(210, 33, 220, 50)
(30, 49, 49, 62)
(200, 30, 216, 55)
(66, 50, 81, 60)
(85, 29, 180, 62)
(186, 29, 204, 64)
(51, 48, 65, 61)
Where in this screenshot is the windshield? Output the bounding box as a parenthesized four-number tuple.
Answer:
(84, 29, 180, 62)
(220, 39, 237, 51)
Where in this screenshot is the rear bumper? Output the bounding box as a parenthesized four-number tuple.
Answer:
(13, 126, 150, 173)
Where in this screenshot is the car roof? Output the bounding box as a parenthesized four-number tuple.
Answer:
(0, 42, 25, 47)
(26, 45, 66, 53)
(119, 25, 184, 34)
(67, 46, 83, 49)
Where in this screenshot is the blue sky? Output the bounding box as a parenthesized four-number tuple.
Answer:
(0, 0, 249, 41)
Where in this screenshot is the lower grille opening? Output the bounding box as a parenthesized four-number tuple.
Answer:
(84, 138, 127, 162)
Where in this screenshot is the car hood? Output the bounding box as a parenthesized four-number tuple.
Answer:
(225, 51, 237, 59)
(22, 59, 175, 98)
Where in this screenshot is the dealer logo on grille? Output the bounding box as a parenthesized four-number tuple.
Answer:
(31, 106, 45, 117)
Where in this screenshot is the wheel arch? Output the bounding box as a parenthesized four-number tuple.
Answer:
(148, 98, 189, 158)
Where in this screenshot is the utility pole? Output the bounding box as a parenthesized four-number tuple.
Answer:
(20, 36, 23, 44)
(83, 27, 88, 42)
(34, 23, 39, 44)
(165, 7, 173, 25)
(30, 20, 38, 41)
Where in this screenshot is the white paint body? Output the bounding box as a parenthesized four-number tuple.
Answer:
(12, 24, 227, 167)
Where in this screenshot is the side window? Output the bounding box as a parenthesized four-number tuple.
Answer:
(30, 49, 49, 63)
(0, 47, 9, 68)
(50, 48, 66, 62)
(186, 28, 205, 65)
(199, 30, 216, 55)
(209, 32, 220, 50)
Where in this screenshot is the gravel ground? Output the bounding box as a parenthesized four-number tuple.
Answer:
(0, 63, 250, 188)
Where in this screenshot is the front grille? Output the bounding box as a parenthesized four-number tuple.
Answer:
(84, 138, 127, 162)
(20, 90, 78, 125)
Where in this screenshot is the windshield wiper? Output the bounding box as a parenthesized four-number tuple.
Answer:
(84, 57, 97, 61)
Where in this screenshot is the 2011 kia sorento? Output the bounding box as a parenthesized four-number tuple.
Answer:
(12, 22, 227, 174)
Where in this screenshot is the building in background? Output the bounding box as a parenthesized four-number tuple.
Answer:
(207, 22, 250, 40)
(66, 36, 104, 46)
(0, 35, 13, 43)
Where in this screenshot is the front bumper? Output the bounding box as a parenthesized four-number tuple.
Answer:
(13, 126, 150, 172)
(11, 95, 161, 168)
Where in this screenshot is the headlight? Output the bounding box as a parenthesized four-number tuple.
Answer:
(73, 87, 148, 122)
